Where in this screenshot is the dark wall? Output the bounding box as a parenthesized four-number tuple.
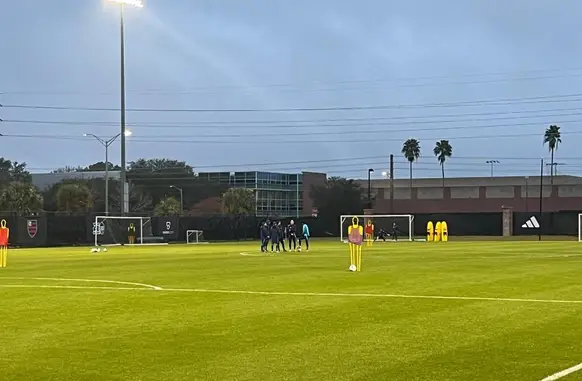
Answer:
(1, 211, 579, 247)
(513, 211, 580, 236)
(413, 213, 503, 236)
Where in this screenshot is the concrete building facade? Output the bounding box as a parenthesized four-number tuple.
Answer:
(357, 175, 582, 214)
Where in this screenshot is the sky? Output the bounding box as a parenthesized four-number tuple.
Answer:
(2, 0, 582, 179)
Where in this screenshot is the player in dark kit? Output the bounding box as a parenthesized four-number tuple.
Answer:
(277, 221, 286, 252)
(260, 222, 270, 252)
(287, 220, 297, 251)
(391, 222, 400, 241)
(375, 228, 388, 242)
(270, 223, 280, 253)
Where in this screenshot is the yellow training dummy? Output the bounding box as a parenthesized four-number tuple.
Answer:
(441, 221, 448, 242)
(434, 221, 442, 242)
(348, 217, 363, 272)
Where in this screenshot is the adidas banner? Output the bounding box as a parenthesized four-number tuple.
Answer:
(521, 216, 540, 229)
(514, 213, 544, 235)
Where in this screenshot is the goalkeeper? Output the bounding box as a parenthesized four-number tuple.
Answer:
(391, 222, 400, 241)
(375, 228, 388, 242)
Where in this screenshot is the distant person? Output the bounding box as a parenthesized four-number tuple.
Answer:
(127, 223, 136, 245)
(287, 220, 297, 251)
(270, 222, 281, 253)
(391, 222, 399, 241)
(260, 222, 270, 252)
(298, 222, 310, 251)
(277, 221, 287, 252)
(375, 228, 388, 242)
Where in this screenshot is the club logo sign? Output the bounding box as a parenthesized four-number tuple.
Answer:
(27, 220, 38, 238)
(162, 221, 175, 236)
(92, 221, 105, 235)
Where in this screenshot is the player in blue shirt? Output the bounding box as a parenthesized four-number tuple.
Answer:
(298, 222, 310, 252)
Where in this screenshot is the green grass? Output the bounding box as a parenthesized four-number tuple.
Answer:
(2, 240, 582, 380)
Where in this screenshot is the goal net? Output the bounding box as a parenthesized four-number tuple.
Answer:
(340, 214, 414, 242)
(94, 216, 150, 246)
(186, 230, 204, 244)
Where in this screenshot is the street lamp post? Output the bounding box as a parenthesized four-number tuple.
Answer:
(84, 130, 132, 215)
(367, 168, 374, 208)
(170, 185, 183, 214)
(486, 160, 500, 177)
(106, 0, 143, 215)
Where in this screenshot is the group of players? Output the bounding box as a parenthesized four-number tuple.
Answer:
(260, 219, 310, 253)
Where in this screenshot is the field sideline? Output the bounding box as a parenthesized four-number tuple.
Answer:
(2, 241, 582, 380)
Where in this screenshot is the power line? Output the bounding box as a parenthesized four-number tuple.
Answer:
(1, 128, 581, 144)
(3, 93, 582, 113)
(4, 110, 582, 132)
(4, 106, 582, 127)
(5, 67, 582, 95)
(2, 118, 581, 138)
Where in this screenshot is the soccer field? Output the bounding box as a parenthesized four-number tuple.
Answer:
(2, 241, 582, 381)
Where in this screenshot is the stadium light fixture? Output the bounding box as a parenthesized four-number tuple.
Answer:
(107, 0, 144, 7)
(485, 160, 500, 177)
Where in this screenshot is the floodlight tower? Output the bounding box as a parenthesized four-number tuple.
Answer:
(106, 0, 143, 214)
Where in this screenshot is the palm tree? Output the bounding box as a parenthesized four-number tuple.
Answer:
(433, 140, 453, 187)
(401, 139, 421, 189)
(544, 125, 561, 184)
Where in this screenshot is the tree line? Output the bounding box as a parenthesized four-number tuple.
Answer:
(0, 124, 562, 217)
(0, 157, 256, 216)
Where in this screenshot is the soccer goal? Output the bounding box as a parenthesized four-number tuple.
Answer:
(186, 230, 205, 244)
(578, 214, 582, 242)
(94, 216, 150, 246)
(340, 214, 414, 242)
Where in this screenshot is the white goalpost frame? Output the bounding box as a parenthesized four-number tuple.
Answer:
(578, 214, 582, 242)
(186, 230, 204, 244)
(94, 215, 147, 247)
(340, 214, 414, 242)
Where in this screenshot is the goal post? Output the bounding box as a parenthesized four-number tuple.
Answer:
(94, 216, 148, 246)
(340, 214, 414, 242)
(578, 214, 582, 242)
(186, 230, 204, 244)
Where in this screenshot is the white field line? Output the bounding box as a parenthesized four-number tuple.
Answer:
(0, 285, 148, 291)
(239, 252, 262, 257)
(540, 363, 582, 380)
(1, 280, 582, 305)
(0, 277, 162, 290)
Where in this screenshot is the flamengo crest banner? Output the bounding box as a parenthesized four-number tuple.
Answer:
(27, 220, 38, 238)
